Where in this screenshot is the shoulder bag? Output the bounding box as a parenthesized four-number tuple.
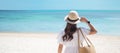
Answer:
(77, 28, 96, 53)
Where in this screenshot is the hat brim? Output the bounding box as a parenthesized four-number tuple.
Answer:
(64, 15, 80, 24)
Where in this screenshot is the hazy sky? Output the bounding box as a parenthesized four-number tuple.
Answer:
(0, 0, 120, 10)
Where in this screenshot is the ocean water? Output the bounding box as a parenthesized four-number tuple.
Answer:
(0, 10, 120, 35)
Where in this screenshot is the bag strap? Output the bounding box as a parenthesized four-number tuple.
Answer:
(77, 28, 94, 53)
(79, 28, 93, 46)
(77, 28, 80, 53)
(79, 28, 89, 46)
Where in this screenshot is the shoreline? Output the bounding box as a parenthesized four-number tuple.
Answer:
(0, 32, 120, 37)
(0, 32, 120, 53)
(0, 32, 58, 38)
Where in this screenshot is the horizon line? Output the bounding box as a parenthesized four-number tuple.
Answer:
(0, 9, 120, 10)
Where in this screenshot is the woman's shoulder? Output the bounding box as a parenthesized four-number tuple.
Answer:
(57, 30, 65, 37)
(77, 27, 90, 35)
(59, 30, 65, 35)
(77, 27, 89, 30)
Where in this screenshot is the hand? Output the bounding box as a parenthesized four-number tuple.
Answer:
(80, 17, 89, 23)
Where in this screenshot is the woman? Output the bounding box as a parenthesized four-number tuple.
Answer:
(57, 10, 97, 53)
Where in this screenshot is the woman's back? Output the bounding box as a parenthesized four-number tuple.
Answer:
(58, 27, 90, 45)
(57, 27, 90, 53)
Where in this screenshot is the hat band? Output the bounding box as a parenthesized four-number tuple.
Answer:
(67, 18, 79, 22)
(65, 19, 80, 24)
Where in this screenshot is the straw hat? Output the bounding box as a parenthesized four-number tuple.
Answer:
(64, 10, 81, 24)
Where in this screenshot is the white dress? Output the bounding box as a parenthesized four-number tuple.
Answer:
(57, 27, 90, 53)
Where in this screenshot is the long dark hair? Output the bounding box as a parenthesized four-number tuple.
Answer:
(62, 23, 77, 41)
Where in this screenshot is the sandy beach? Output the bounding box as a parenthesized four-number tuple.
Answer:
(0, 33, 120, 53)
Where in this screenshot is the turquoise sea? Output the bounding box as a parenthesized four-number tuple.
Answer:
(0, 10, 120, 36)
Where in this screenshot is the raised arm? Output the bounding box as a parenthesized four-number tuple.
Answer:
(80, 17, 97, 35)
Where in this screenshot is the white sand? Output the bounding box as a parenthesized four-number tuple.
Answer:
(0, 33, 120, 53)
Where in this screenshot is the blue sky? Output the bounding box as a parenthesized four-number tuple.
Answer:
(0, 0, 120, 10)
